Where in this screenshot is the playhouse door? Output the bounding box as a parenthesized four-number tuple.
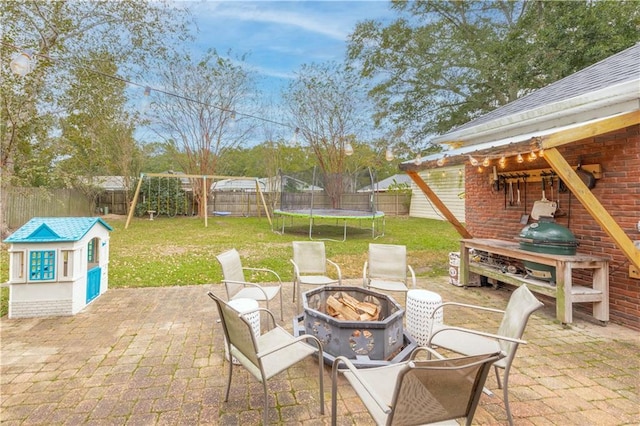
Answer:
(86, 267, 101, 303)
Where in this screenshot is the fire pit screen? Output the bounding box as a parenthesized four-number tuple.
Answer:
(295, 286, 417, 368)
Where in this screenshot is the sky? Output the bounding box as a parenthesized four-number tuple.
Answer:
(183, 1, 395, 98)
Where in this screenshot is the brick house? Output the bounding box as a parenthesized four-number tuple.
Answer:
(400, 44, 640, 330)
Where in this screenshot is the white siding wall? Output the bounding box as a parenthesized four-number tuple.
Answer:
(409, 166, 466, 222)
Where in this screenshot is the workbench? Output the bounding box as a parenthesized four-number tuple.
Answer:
(459, 238, 609, 325)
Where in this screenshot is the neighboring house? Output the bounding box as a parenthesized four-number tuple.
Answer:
(210, 178, 264, 192)
(359, 173, 412, 192)
(4, 217, 113, 318)
(400, 43, 640, 330)
(408, 167, 466, 223)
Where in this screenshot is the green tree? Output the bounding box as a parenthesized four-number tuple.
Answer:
(147, 49, 259, 216)
(347, 0, 640, 143)
(56, 53, 141, 186)
(1, 0, 191, 236)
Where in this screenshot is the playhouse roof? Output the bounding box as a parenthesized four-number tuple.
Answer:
(4, 217, 113, 243)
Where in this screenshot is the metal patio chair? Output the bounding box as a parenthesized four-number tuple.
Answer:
(216, 248, 284, 320)
(331, 346, 505, 426)
(208, 292, 324, 425)
(363, 243, 416, 305)
(427, 285, 544, 425)
(291, 241, 342, 307)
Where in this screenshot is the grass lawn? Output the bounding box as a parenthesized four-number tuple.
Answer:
(1, 215, 462, 316)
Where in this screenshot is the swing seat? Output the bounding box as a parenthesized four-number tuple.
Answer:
(214, 211, 231, 216)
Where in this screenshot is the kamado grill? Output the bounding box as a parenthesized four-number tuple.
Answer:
(518, 218, 578, 283)
(295, 286, 417, 368)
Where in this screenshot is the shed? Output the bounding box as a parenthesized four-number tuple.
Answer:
(4, 217, 113, 318)
(399, 43, 640, 330)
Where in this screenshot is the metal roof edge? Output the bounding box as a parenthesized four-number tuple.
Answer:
(432, 79, 639, 146)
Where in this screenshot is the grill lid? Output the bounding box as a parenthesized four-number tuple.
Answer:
(518, 221, 577, 246)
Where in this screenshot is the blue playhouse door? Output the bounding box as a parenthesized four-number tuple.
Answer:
(86, 267, 101, 303)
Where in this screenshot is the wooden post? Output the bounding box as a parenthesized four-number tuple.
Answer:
(125, 175, 144, 229)
(543, 147, 640, 270)
(407, 170, 472, 239)
(203, 176, 208, 228)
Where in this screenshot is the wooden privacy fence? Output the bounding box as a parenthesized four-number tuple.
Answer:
(4, 188, 409, 229)
(5, 187, 94, 229)
(211, 192, 410, 217)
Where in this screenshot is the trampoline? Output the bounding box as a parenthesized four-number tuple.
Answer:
(273, 167, 385, 242)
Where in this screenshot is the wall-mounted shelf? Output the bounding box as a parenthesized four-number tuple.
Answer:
(489, 164, 601, 184)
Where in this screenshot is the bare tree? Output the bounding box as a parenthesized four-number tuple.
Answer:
(147, 49, 259, 216)
(284, 61, 371, 208)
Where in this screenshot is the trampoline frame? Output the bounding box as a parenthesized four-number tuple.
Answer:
(273, 208, 385, 242)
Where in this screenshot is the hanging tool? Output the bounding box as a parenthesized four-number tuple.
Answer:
(516, 179, 521, 206)
(531, 174, 558, 220)
(509, 181, 514, 206)
(503, 176, 507, 209)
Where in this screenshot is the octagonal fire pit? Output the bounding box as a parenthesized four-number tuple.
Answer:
(294, 286, 417, 368)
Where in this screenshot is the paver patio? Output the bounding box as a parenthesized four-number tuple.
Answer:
(1, 276, 638, 425)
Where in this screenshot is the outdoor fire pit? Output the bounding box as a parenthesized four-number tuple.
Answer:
(294, 286, 417, 368)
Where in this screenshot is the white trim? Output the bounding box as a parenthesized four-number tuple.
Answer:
(432, 79, 640, 146)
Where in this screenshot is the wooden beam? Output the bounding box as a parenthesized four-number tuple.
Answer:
(543, 148, 640, 269)
(539, 110, 640, 149)
(124, 175, 144, 229)
(406, 170, 472, 239)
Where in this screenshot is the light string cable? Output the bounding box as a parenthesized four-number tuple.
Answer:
(2, 41, 293, 130)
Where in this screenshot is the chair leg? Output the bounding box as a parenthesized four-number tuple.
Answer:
(263, 381, 269, 425)
(224, 358, 233, 402)
(318, 351, 325, 415)
(502, 368, 514, 426)
(494, 365, 502, 389)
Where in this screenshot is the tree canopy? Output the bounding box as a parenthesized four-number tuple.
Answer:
(347, 0, 640, 145)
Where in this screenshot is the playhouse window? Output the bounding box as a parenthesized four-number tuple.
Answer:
(60, 250, 73, 279)
(10, 251, 26, 282)
(87, 238, 99, 266)
(29, 250, 56, 281)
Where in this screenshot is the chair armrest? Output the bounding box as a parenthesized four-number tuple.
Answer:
(327, 259, 342, 283)
(407, 265, 416, 288)
(289, 259, 301, 280)
(429, 301, 505, 320)
(409, 346, 446, 360)
(331, 356, 391, 415)
(428, 326, 527, 346)
(243, 307, 277, 331)
(243, 267, 283, 284)
(223, 279, 274, 300)
(362, 261, 368, 286)
(257, 329, 323, 357)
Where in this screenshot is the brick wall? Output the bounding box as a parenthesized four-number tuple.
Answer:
(464, 125, 640, 330)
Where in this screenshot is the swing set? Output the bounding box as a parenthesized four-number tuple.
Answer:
(125, 173, 271, 229)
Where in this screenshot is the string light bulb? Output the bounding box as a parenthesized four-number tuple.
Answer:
(436, 155, 446, 167)
(516, 153, 524, 163)
(289, 127, 300, 146)
(413, 154, 422, 166)
(385, 147, 394, 162)
(468, 155, 479, 167)
(539, 148, 545, 157)
(499, 154, 506, 168)
(344, 142, 354, 156)
(482, 157, 490, 167)
(529, 150, 537, 161)
(144, 86, 151, 96)
(10, 50, 34, 76)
